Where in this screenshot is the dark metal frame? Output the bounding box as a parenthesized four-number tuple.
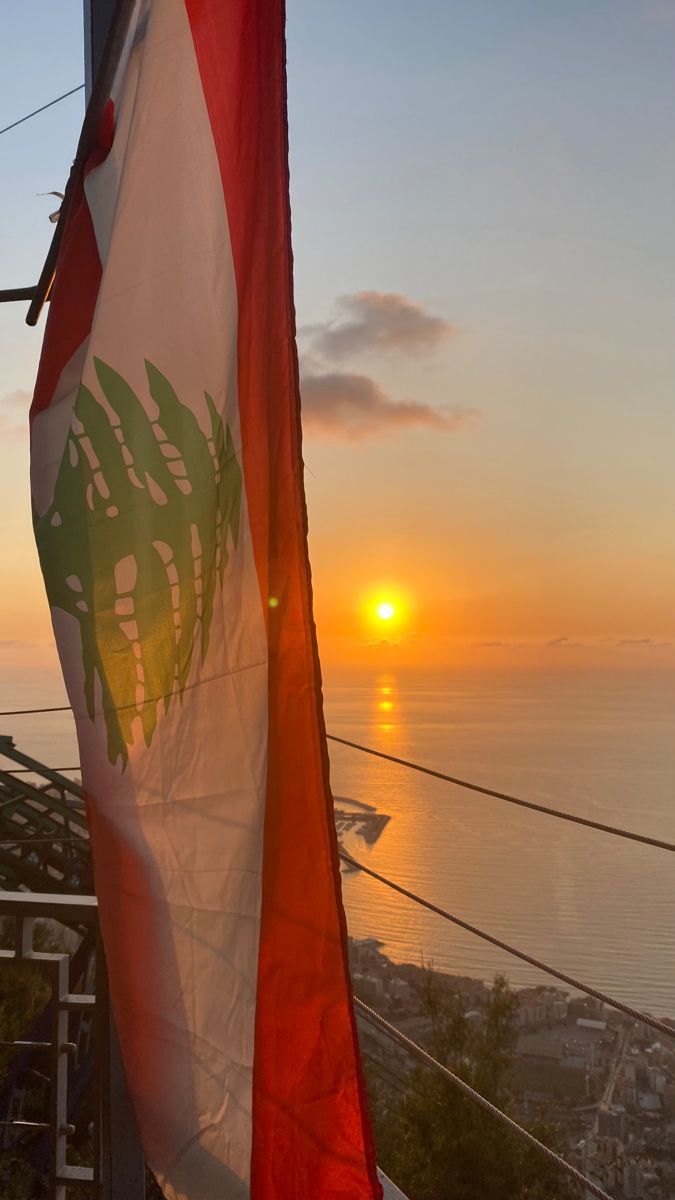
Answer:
(0, 288, 37, 305)
(0, 2, 135, 320)
(84, 0, 121, 102)
(26, 0, 137, 327)
(0, 892, 144, 1199)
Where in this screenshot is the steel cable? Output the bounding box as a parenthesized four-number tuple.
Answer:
(355, 999, 613, 1200)
(341, 851, 674, 1040)
(0, 85, 84, 138)
(329, 734, 675, 853)
(4, 709, 675, 852)
(0, 706, 70, 716)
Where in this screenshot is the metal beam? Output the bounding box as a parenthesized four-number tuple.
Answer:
(84, 0, 120, 100)
(0, 892, 145, 1198)
(0, 739, 84, 800)
(96, 929, 145, 1200)
(0, 892, 97, 924)
(0, 6, 120, 313)
(0, 287, 37, 304)
(26, 0, 137, 326)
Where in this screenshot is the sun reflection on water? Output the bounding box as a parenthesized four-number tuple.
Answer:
(374, 674, 399, 734)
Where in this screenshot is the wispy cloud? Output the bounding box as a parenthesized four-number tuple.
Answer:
(301, 369, 477, 440)
(473, 640, 533, 650)
(298, 290, 471, 440)
(475, 637, 586, 650)
(616, 637, 672, 647)
(301, 291, 456, 361)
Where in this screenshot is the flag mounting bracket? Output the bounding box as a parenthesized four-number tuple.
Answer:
(0, 288, 38, 304)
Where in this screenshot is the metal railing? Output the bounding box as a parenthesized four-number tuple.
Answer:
(0, 891, 144, 1199)
(0, 892, 411, 1200)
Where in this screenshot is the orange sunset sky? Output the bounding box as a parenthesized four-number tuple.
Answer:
(1, 1, 675, 672)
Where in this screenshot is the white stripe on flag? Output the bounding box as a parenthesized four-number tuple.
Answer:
(32, 0, 268, 1193)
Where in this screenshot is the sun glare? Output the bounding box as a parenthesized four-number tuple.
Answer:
(377, 602, 395, 621)
(359, 587, 411, 640)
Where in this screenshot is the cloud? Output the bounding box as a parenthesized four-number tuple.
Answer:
(298, 289, 472, 440)
(616, 637, 672, 647)
(474, 640, 534, 650)
(475, 638, 589, 650)
(301, 291, 455, 361)
(300, 369, 477, 440)
(0, 640, 33, 650)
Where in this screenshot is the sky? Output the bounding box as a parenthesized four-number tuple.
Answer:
(1, 1, 674, 670)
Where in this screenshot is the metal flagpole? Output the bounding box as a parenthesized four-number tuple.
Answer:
(0, 0, 128, 310)
(84, 9, 145, 1196)
(84, 0, 121, 100)
(25, 0, 137, 326)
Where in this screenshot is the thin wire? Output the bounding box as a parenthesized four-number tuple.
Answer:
(13, 835, 669, 1036)
(0, 706, 70, 716)
(2, 709, 672, 851)
(2, 768, 80, 775)
(0, 85, 84, 138)
(341, 851, 675, 1041)
(2, 768, 670, 1030)
(355, 999, 613, 1200)
(328, 734, 675, 853)
(3, 707, 673, 847)
(361, 1047, 415, 1095)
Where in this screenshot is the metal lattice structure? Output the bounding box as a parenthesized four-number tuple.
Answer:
(0, 737, 91, 895)
(0, 892, 143, 1199)
(0, 738, 143, 1198)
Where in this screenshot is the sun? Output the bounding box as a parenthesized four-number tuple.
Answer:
(376, 601, 395, 621)
(359, 587, 409, 638)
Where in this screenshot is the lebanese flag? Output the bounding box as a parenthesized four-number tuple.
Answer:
(30, 2, 381, 1197)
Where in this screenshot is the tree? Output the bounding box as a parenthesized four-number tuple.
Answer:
(367, 973, 576, 1200)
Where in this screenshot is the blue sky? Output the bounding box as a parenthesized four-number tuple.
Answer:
(1, 2, 674, 663)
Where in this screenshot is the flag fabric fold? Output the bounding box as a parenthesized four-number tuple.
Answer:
(30, 2, 381, 1196)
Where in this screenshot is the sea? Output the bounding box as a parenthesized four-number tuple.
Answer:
(1, 660, 673, 1019)
(326, 666, 675, 1021)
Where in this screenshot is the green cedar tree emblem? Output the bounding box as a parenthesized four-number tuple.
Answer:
(34, 358, 243, 769)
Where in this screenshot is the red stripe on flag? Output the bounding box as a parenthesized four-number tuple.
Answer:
(185, 2, 382, 1196)
(31, 103, 115, 420)
(30, 177, 101, 420)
